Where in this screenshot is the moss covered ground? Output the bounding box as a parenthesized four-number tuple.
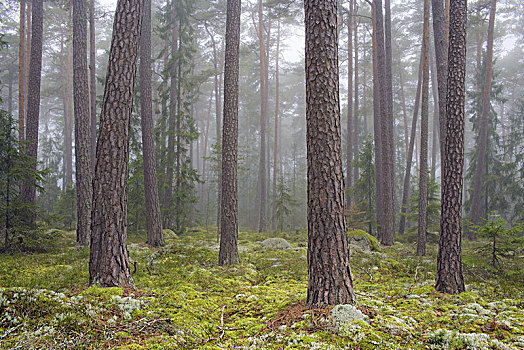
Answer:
(0, 227, 522, 349)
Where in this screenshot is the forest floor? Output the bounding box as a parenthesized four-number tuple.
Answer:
(0, 227, 523, 349)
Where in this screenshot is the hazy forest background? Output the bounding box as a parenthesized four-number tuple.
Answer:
(0, 0, 523, 348)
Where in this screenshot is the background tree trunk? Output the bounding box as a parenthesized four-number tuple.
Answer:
(73, 0, 93, 247)
(18, 0, 26, 142)
(89, 0, 144, 287)
(346, 0, 353, 209)
(140, 0, 164, 247)
(305, 0, 355, 307)
(64, 21, 74, 188)
(353, 2, 360, 183)
(436, 0, 466, 295)
(218, 0, 241, 266)
(272, 19, 281, 231)
(89, 0, 97, 171)
(417, 0, 430, 256)
(469, 0, 497, 234)
(21, 0, 43, 207)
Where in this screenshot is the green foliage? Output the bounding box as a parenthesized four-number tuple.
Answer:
(52, 186, 77, 231)
(274, 181, 298, 232)
(469, 215, 524, 270)
(351, 136, 376, 236)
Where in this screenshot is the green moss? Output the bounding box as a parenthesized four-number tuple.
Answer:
(81, 286, 123, 300)
(348, 229, 380, 251)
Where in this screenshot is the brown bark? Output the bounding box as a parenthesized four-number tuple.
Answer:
(435, 0, 466, 295)
(73, 0, 93, 247)
(200, 94, 213, 213)
(65, 20, 74, 188)
(305, 0, 355, 307)
(18, 0, 26, 142)
(89, 0, 144, 287)
(140, 0, 164, 247)
(89, 0, 97, 171)
(469, 0, 497, 233)
(218, 0, 241, 266)
(25, 0, 31, 111)
(375, 0, 395, 245)
(346, 0, 353, 209)
(353, 3, 359, 183)
(255, 0, 269, 233)
(430, 42, 439, 179)
(272, 19, 281, 230)
(398, 52, 424, 237)
(432, 0, 449, 167)
(417, 0, 430, 257)
(21, 0, 43, 206)
(399, 63, 409, 156)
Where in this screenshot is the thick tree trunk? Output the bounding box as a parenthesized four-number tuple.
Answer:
(272, 19, 281, 230)
(469, 0, 497, 234)
(218, 0, 241, 266)
(140, 0, 164, 247)
(417, 0, 430, 257)
(18, 0, 25, 142)
(435, 0, 466, 295)
(73, 0, 93, 248)
(346, 0, 353, 209)
(21, 0, 43, 206)
(305, 0, 355, 307)
(398, 53, 423, 237)
(89, 0, 143, 287)
(375, 0, 395, 245)
(89, 0, 97, 171)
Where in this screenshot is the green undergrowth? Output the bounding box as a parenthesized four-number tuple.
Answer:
(0, 228, 522, 349)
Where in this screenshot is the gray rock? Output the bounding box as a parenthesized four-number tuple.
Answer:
(348, 236, 371, 252)
(328, 304, 368, 333)
(260, 238, 292, 250)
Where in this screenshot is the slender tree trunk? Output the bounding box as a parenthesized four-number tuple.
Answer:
(89, 0, 144, 287)
(25, 0, 31, 112)
(140, 0, 164, 247)
(375, 0, 395, 245)
(398, 52, 424, 237)
(65, 21, 74, 188)
(89, 0, 97, 171)
(371, 2, 384, 240)
(18, 0, 26, 142)
(469, 0, 497, 234)
(346, 0, 353, 209)
(353, 4, 360, 183)
(417, 0, 430, 256)
(255, 0, 268, 233)
(200, 94, 213, 213)
(436, 0, 466, 294)
(305, 0, 355, 307)
(430, 42, 439, 179)
(218, 0, 241, 266)
(73, 0, 93, 248)
(21, 0, 43, 207)
(432, 0, 449, 167)
(399, 63, 409, 156)
(272, 19, 281, 230)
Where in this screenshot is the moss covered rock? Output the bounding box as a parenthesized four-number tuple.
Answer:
(348, 229, 380, 252)
(260, 238, 292, 250)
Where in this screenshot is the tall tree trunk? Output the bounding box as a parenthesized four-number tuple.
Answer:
(305, 0, 355, 307)
(371, 1, 384, 240)
(346, 0, 353, 209)
(432, 0, 449, 166)
(374, 0, 395, 245)
(25, 0, 32, 113)
(18, 0, 26, 142)
(398, 52, 424, 237)
(65, 21, 74, 188)
(89, 0, 144, 287)
(436, 0, 466, 294)
(469, 0, 497, 234)
(399, 63, 409, 156)
(417, 0, 430, 257)
(430, 42, 439, 179)
(353, 4, 360, 183)
(21, 0, 43, 207)
(272, 19, 281, 231)
(163, 5, 179, 229)
(89, 0, 97, 171)
(73, 0, 92, 248)
(218, 0, 241, 266)
(140, 0, 164, 247)
(200, 94, 213, 213)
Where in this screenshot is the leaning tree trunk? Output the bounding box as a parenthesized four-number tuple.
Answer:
(73, 0, 93, 247)
(435, 0, 466, 295)
(218, 0, 241, 266)
(89, 0, 144, 287)
(140, 0, 164, 247)
(305, 0, 355, 307)
(417, 0, 431, 257)
(21, 0, 43, 207)
(468, 0, 497, 235)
